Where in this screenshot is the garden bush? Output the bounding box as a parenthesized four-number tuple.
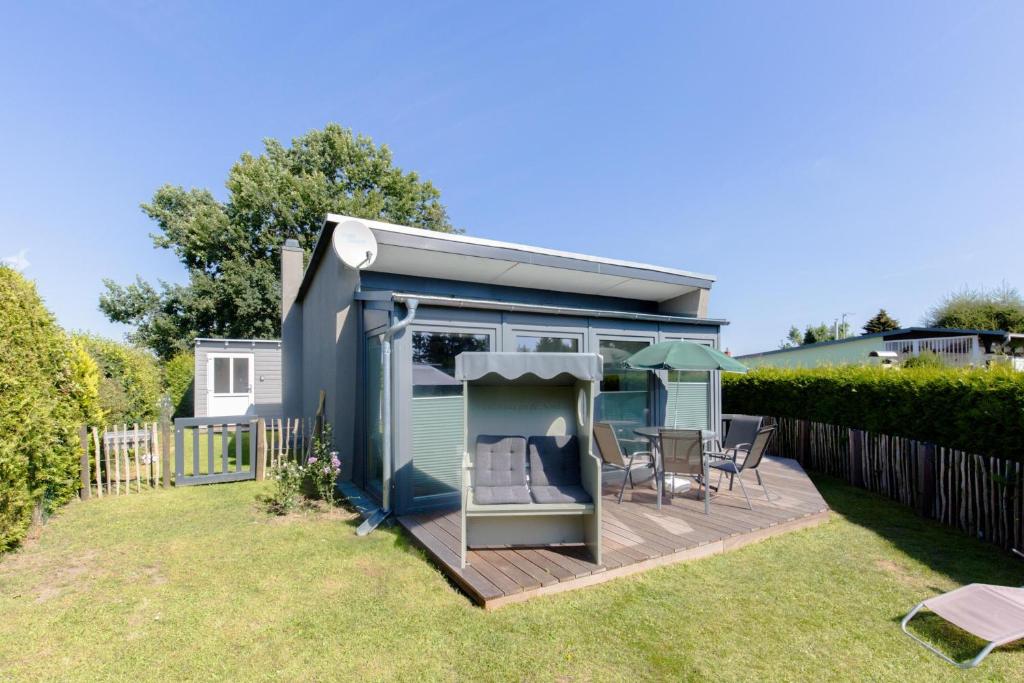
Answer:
(0, 267, 98, 550)
(723, 366, 1024, 460)
(163, 351, 194, 418)
(74, 334, 163, 424)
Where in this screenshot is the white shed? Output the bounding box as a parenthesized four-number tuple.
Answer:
(194, 338, 282, 418)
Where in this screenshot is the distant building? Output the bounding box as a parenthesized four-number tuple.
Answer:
(194, 338, 282, 417)
(737, 328, 1023, 370)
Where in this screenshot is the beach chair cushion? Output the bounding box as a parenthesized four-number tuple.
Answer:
(528, 435, 582, 487)
(530, 484, 592, 504)
(527, 435, 592, 504)
(473, 435, 530, 505)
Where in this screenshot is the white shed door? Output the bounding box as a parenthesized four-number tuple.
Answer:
(207, 353, 255, 416)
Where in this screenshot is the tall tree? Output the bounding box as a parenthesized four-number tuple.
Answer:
(101, 124, 454, 359)
(782, 321, 849, 347)
(924, 283, 1024, 332)
(779, 326, 802, 349)
(862, 309, 901, 334)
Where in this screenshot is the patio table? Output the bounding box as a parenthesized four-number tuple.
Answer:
(633, 426, 717, 510)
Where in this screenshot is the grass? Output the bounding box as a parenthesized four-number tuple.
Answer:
(1, 477, 1022, 681)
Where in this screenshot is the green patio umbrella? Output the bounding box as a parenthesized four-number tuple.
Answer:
(623, 340, 749, 373)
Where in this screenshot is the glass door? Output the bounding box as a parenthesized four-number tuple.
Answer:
(662, 337, 714, 431)
(595, 338, 652, 453)
(665, 370, 711, 430)
(409, 328, 491, 508)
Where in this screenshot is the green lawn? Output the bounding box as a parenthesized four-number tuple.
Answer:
(1, 477, 1022, 681)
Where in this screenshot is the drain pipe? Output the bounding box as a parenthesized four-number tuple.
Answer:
(357, 298, 418, 536)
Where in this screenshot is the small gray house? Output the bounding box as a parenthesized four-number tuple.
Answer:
(281, 214, 727, 517)
(194, 338, 282, 418)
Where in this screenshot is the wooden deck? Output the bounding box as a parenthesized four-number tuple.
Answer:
(397, 456, 830, 609)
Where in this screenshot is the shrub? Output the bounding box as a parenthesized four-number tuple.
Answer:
(722, 366, 1024, 460)
(305, 423, 341, 505)
(69, 339, 105, 427)
(163, 351, 194, 418)
(74, 334, 163, 424)
(259, 422, 342, 514)
(900, 350, 947, 369)
(264, 460, 304, 514)
(0, 267, 96, 550)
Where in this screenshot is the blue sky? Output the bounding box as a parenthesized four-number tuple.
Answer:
(1, 1, 1022, 355)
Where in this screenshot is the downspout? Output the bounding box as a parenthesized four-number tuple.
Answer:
(357, 297, 418, 535)
(381, 298, 418, 512)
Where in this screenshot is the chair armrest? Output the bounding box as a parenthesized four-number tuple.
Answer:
(704, 450, 737, 462)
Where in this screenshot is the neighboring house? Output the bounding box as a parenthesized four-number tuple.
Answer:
(737, 327, 1023, 369)
(280, 214, 726, 516)
(194, 338, 282, 417)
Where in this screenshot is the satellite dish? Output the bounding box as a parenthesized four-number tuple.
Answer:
(331, 220, 378, 270)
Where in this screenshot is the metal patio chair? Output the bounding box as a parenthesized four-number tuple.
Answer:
(594, 421, 654, 503)
(901, 549, 1024, 668)
(720, 414, 763, 462)
(658, 428, 710, 514)
(705, 425, 775, 510)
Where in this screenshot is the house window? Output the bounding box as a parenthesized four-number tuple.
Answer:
(412, 331, 489, 397)
(515, 335, 580, 353)
(212, 356, 250, 394)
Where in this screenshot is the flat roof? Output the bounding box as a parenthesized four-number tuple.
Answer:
(736, 327, 1011, 360)
(195, 338, 281, 345)
(296, 214, 717, 304)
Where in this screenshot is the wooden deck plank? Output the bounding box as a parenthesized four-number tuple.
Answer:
(466, 551, 526, 596)
(493, 550, 559, 587)
(397, 515, 503, 601)
(513, 548, 576, 581)
(485, 550, 546, 591)
(397, 456, 830, 608)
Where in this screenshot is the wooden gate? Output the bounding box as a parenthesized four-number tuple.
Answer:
(174, 416, 258, 486)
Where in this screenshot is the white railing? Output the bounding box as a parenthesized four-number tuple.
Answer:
(884, 335, 981, 367)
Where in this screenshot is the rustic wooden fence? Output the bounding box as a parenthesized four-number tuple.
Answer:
(77, 416, 316, 499)
(766, 416, 1024, 551)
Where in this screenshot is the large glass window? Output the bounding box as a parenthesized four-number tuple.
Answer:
(595, 339, 651, 451)
(515, 335, 579, 353)
(411, 330, 490, 499)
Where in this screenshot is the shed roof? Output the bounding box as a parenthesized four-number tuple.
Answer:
(297, 214, 716, 305)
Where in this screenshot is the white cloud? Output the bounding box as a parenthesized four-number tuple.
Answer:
(1, 248, 30, 272)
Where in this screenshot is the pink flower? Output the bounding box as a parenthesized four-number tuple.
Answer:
(307, 456, 318, 465)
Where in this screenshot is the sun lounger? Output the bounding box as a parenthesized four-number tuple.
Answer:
(901, 570, 1024, 668)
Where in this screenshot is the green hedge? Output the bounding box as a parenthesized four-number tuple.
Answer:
(164, 351, 194, 418)
(722, 366, 1024, 461)
(74, 334, 162, 425)
(0, 267, 98, 550)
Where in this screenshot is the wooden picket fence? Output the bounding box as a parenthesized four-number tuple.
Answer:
(77, 416, 317, 499)
(766, 416, 1024, 551)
